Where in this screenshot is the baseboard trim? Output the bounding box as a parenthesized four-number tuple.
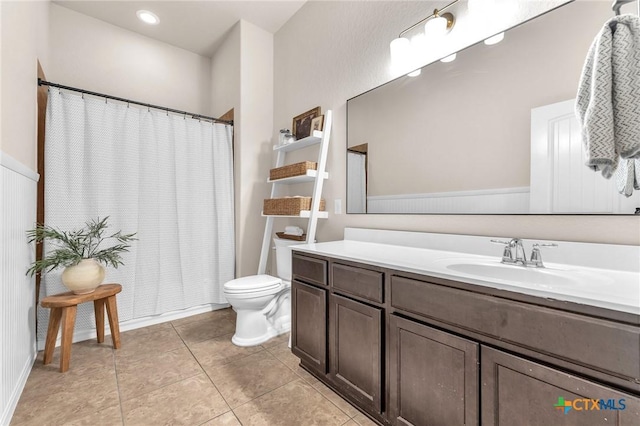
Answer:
(36, 303, 230, 351)
(1, 344, 37, 426)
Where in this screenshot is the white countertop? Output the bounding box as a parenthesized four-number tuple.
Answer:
(292, 236, 640, 316)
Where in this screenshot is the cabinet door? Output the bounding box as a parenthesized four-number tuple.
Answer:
(482, 346, 640, 425)
(330, 294, 383, 413)
(389, 315, 479, 426)
(291, 280, 327, 374)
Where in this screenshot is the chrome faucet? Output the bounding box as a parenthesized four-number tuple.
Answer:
(490, 239, 558, 268)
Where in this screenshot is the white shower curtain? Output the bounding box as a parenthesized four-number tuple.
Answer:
(347, 151, 367, 213)
(38, 90, 234, 341)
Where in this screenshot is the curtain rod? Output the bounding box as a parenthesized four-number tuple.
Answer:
(38, 79, 233, 126)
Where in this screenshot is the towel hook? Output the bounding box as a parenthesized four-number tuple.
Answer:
(612, 0, 635, 16)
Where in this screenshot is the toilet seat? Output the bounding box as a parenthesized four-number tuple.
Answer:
(224, 274, 283, 295)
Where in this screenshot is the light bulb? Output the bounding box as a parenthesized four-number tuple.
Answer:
(136, 10, 160, 25)
(408, 70, 421, 77)
(468, 0, 497, 15)
(425, 16, 447, 36)
(440, 53, 457, 63)
(390, 37, 411, 73)
(484, 32, 504, 45)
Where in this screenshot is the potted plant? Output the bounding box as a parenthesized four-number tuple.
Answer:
(27, 217, 136, 294)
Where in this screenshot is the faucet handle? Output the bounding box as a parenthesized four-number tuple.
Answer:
(490, 239, 511, 245)
(529, 243, 558, 267)
(490, 239, 513, 262)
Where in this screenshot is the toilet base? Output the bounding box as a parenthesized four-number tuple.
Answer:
(229, 288, 291, 347)
(231, 312, 291, 346)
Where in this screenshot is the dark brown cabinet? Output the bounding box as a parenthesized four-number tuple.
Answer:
(291, 280, 327, 374)
(329, 293, 383, 413)
(389, 315, 479, 426)
(290, 251, 640, 426)
(481, 346, 640, 425)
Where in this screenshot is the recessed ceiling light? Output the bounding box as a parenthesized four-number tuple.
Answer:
(136, 10, 160, 25)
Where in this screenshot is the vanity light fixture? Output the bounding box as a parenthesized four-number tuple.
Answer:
(484, 32, 505, 45)
(468, 0, 505, 45)
(136, 10, 160, 25)
(440, 53, 457, 63)
(390, 0, 458, 75)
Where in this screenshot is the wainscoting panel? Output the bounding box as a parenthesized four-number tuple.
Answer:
(367, 187, 530, 214)
(0, 153, 39, 425)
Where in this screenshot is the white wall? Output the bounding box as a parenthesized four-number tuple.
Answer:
(209, 20, 274, 278)
(273, 0, 640, 246)
(210, 24, 240, 119)
(48, 3, 211, 115)
(0, 1, 49, 422)
(1, 0, 50, 170)
(237, 21, 274, 277)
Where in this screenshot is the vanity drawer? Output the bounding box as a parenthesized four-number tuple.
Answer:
(391, 275, 640, 382)
(292, 253, 327, 286)
(332, 263, 384, 304)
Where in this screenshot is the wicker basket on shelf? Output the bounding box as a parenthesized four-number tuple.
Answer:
(269, 161, 317, 181)
(263, 197, 326, 215)
(275, 232, 307, 241)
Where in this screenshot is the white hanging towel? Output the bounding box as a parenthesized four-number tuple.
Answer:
(576, 14, 640, 188)
(284, 226, 304, 236)
(616, 158, 640, 196)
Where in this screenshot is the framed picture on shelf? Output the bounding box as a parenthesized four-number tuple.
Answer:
(292, 107, 321, 140)
(310, 115, 324, 133)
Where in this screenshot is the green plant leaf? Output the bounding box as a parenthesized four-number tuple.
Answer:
(26, 217, 137, 277)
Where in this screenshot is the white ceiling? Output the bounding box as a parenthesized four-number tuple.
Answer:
(53, 0, 307, 57)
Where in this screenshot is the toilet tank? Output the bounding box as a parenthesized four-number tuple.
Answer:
(273, 237, 306, 282)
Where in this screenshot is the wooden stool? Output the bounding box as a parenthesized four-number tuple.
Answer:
(41, 283, 122, 372)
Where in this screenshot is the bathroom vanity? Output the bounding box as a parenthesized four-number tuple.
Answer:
(290, 229, 640, 425)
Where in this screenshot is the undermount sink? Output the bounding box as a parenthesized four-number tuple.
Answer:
(437, 259, 614, 292)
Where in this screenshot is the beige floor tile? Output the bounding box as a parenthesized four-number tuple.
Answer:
(352, 412, 378, 426)
(122, 374, 229, 426)
(116, 346, 203, 400)
(119, 321, 173, 339)
(342, 421, 359, 426)
(260, 332, 290, 349)
(266, 341, 299, 370)
(313, 381, 360, 418)
(171, 308, 234, 327)
(174, 317, 236, 346)
(11, 366, 119, 425)
(265, 340, 322, 385)
(199, 411, 241, 426)
(36, 340, 115, 372)
(291, 364, 321, 385)
(189, 333, 264, 369)
(63, 404, 123, 426)
(234, 379, 350, 426)
(115, 326, 185, 360)
(205, 351, 298, 408)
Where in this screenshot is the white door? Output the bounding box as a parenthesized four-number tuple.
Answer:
(530, 99, 640, 214)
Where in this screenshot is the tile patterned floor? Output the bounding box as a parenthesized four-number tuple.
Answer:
(11, 308, 376, 426)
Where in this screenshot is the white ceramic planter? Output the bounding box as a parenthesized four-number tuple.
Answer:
(61, 259, 105, 294)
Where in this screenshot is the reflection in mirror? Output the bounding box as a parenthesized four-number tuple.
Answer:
(347, 1, 640, 214)
(347, 144, 368, 213)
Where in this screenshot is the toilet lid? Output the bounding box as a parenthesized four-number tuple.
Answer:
(224, 274, 283, 294)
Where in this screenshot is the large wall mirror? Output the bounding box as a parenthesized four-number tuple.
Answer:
(347, 1, 640, 214)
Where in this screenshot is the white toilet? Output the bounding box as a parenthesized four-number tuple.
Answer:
(223, 237, 302, 346)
